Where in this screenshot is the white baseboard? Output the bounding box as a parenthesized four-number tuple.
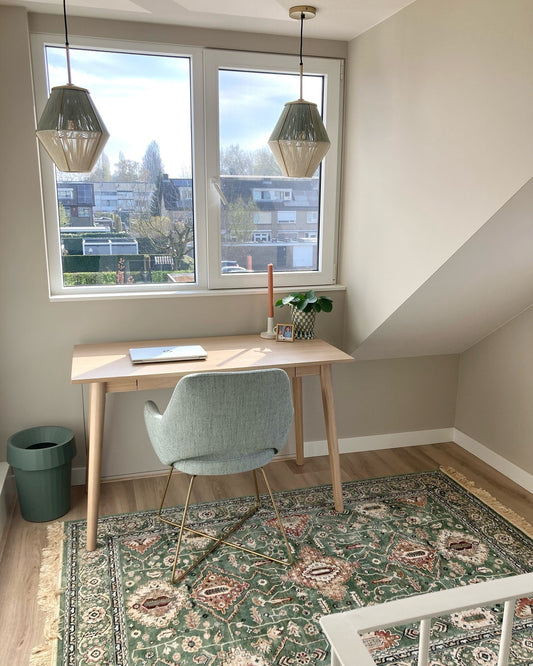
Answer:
(71, 428, 455, 485)
(453, 428, 533, 495)
(70, 427, 533, 498)
(303, 428, 455, 458)
(0, 463, 16, 543)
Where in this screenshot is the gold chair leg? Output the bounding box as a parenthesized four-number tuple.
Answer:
(157, 466, 293, 584)
(259, 467, 294, 566)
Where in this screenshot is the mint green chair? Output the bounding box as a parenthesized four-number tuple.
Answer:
(144, 368, 294, 583)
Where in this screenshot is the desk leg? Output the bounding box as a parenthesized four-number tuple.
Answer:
(320, 364, 344, 512)
(86, 382, 106, 551)
(291, 376, 304, 466)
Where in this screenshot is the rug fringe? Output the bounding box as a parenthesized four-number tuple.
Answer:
(30, 521, 66, 666)
(440, 466, 533, 539)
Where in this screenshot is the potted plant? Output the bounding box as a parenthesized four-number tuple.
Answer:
(275, 290, 333, 339)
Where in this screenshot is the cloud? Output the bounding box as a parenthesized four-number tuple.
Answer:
(45, 47, 325, 174)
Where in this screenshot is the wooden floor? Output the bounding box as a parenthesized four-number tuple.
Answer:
(1, 442, 533, 665)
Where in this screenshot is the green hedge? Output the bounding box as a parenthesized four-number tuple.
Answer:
(62, 254, 146, 273)
(62, 254, 192, 273)
(63, 271, 175, 286)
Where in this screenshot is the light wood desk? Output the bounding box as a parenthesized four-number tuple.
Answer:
(71, 335, 354, 550)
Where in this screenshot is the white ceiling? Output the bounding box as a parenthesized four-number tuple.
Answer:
(9, 0, 416, 41)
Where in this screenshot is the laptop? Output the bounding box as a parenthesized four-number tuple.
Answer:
(129, 345, 207, 364)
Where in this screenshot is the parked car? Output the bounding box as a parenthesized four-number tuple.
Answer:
(221, 265, 252, 273)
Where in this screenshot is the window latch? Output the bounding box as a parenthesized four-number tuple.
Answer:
(210, 178, 228, 206)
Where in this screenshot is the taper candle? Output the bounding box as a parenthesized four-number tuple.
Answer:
(267, 263, 274, 317)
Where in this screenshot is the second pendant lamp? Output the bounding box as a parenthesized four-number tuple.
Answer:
(269, 6, 330, 178)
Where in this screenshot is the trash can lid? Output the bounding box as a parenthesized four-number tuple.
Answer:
(7, 426, 76, 471)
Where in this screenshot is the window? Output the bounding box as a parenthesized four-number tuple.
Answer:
(277, 211, 296, 224)
(32, 36, 341, 297)
(253, 212, 272, 225)
(77, 183, 94, 205)
(253, 188, 292, 201)
(253, 231, 271, 242)
(307, 211, 318, 225)
(278, 231, 298, 242)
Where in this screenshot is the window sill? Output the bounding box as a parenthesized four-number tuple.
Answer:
(49, 283, 346, 303)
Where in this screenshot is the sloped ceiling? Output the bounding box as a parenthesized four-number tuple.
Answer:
(7, 0, 415, 40)
(353, 178, 533, 359)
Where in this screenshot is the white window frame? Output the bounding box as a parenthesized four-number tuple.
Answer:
(205, 49, 342, 290)
(253, 231, 271, 242)
(32, 34, 207, 297)
(277, 211, 297, 224)
(32, 35, 341, 298)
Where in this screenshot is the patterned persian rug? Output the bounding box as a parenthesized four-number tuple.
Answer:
(33, 468, 533, 666)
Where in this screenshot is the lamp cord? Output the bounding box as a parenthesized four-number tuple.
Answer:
(299, 12, 304, 99)
(299, 12, 304, 66)
(63, 0, 72, 85)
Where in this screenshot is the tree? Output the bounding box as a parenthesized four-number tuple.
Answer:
(252, 147, 281, 176)
(111, 212, 123, 233)
(141, 141, 164, 184)
(220, 144, 281, 176)
(89, 153, 112, 181)
(130, 214, 193, 270)
(58, 202, 69, 226)
(224, 196, 257, 242)
(220, 144, 253, 175)
(113, 152, 141, 181)
(150, 172, 163, 217)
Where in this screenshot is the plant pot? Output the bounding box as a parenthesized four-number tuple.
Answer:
(289, 305, 316, 339)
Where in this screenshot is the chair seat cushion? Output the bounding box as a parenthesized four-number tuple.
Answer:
(173, 448, 276, 476)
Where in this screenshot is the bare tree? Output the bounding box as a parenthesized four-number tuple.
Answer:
(141, 141, 164, 184)
(130, 214, 193, 270)
(88, 153, 112, 182)
(113, 152, 141, 181)
(220, 144, 253, 175)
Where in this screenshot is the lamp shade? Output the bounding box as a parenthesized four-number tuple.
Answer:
(268, 99, 330, 178)
(36, 84, 109, 173)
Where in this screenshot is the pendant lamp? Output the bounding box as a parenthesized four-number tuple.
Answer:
(268, 5, 330, 178)
(36, 0, 109, 173)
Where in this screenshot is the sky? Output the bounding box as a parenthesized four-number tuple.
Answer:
(46, 46, 324, 178)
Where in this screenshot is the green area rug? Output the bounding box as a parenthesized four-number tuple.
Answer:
(33, 468, 533, 665)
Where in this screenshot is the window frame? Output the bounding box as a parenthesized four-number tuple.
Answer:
(31, 35, 341, 299)
(204, 49, 342, 290)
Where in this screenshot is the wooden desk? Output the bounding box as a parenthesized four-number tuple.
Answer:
(72, 335, 354, 551)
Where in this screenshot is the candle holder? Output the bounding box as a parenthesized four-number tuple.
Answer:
(260, 317, 276, 339)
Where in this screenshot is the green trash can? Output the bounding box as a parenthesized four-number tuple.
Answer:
(7, 426, 76, 522)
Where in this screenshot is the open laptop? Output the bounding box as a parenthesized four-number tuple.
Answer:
(129, 345, 207, 364)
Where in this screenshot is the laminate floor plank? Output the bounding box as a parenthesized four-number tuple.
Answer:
(1, 443, 532, 665)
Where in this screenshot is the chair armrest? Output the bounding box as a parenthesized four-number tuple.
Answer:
(144, 400, 162, 422)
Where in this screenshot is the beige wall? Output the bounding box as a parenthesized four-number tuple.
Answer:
(0, 5, 459, 479)
(341, 0, 533, 351)
(456, 307, 533, 476)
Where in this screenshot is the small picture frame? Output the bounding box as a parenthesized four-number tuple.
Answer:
(276, 323, 294, 342)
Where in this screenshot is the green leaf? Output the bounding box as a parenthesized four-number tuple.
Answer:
(317, 297, 333, 313)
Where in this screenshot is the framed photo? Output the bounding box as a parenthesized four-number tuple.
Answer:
(276, 323, 294, 342)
